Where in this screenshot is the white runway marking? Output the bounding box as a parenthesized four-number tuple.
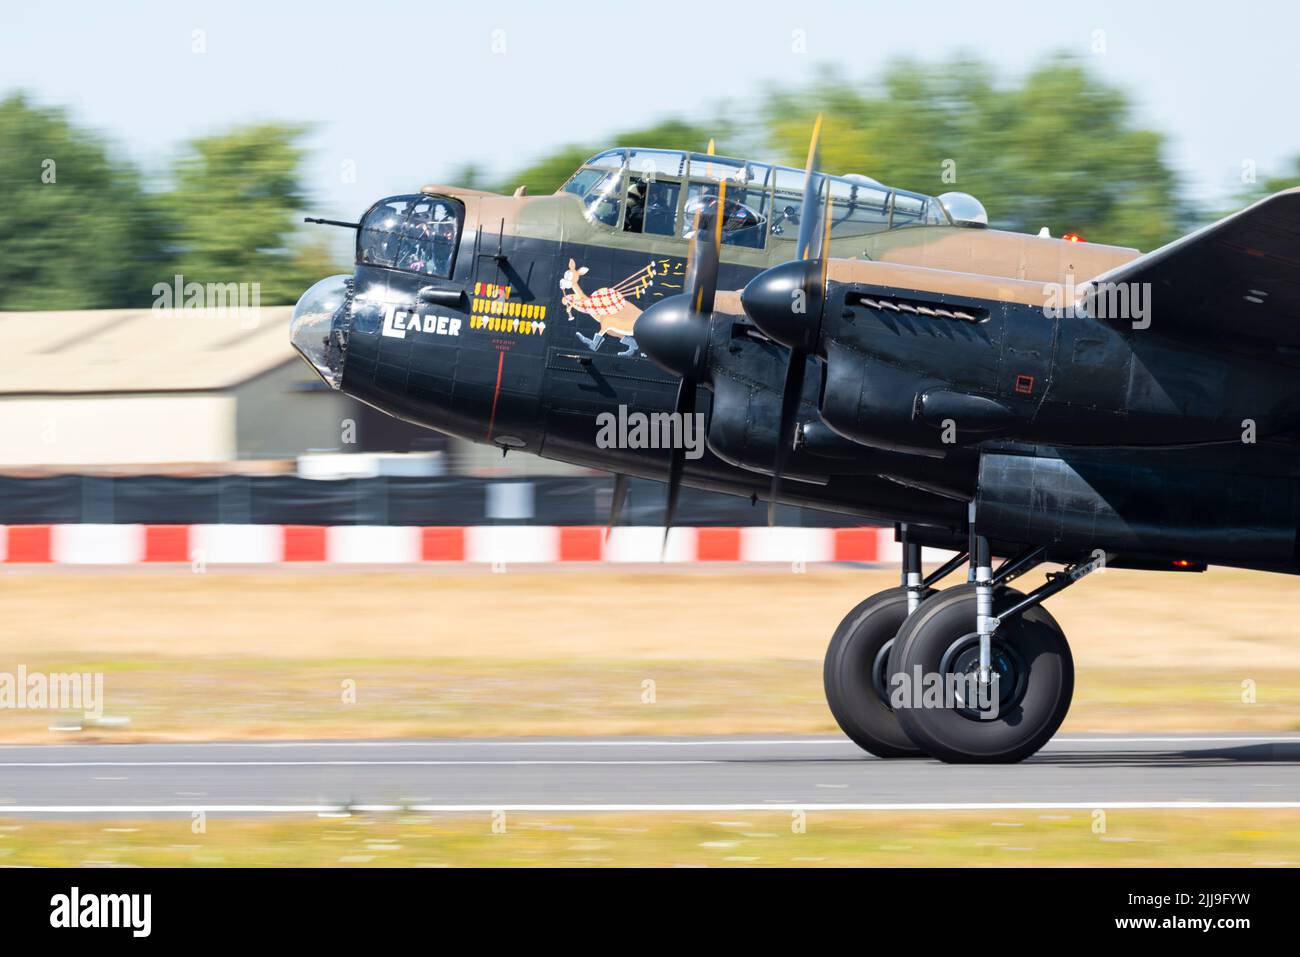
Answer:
(0, 802, 1297, 814)
(0, 735, 1290, 818)
(1046, 736, 1299, 744)
(0, 738, 849, 749)
(0, 734, 1293, 751)
(0, 760, 715, 768)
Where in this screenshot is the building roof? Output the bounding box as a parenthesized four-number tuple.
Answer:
(0, 306, 296, 394)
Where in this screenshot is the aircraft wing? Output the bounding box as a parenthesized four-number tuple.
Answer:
(1082, 187, 1300, 351)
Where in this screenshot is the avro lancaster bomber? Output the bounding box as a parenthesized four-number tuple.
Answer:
(291, 121, 1300, 763)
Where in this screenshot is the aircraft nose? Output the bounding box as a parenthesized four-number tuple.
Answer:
(289, 274, 352, 389)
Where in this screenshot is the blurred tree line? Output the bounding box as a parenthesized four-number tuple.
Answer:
(763, 57, 1188, 251)
(0, 94, 333, 310)
(490, 57, 1296, 251)
(2, 55, 1297, 310)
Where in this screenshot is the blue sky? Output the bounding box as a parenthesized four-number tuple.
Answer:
(2, 0, 1296, 226)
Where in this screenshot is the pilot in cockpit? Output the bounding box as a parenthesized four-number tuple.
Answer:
(431, 214, 456, 275)
(399, 203, 456, 276)
(400, 206, 434, 273)
(624, 177, 647, 233)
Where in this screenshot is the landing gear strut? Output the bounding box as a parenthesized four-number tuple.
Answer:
(824, 511, 1100, 763)
(887, 521, 1100, 763)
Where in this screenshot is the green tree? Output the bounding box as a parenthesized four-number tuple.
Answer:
(445, 162, 490, 191)
(765, 56, 1186, 250)
(494, 117, 736, 196)
(162, 122, 337, 304)
(486, 58, 1186, 250)
(0, 93, 168, 310)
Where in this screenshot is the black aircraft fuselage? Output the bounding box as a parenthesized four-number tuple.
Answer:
(291, 150, 1300, 574)
(329, 238, 973, 532)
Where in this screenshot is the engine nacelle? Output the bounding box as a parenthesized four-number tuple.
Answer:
(818, 341, 951, 457)
(705, 375, 828, 484)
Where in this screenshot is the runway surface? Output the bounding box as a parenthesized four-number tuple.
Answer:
(0, 733, 1297, 816)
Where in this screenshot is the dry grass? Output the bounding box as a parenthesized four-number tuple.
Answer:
(0, 809, 1296, 867)
(4, 565, 1299, 665)
(0, 566, 1296, 741)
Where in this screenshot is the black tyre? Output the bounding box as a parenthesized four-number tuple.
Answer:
(888, 583, 1073, 764)
(823, 585, 934, 758)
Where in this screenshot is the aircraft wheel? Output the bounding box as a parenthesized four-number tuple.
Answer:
(823, 585, 934, 759)
(888, 583, 1073, 764)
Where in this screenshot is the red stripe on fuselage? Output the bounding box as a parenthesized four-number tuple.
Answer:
(485, 350, 505, 442)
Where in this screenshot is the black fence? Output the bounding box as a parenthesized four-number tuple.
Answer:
(0, 474, 864, 527)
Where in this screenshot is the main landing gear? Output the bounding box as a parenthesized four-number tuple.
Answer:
(823, 518, 1101, 763)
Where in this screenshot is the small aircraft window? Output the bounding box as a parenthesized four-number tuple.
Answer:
(768, 166, 808, 240)
(584, 149, 627, 170)
(560, 168, 606, 199)
(358, 200, 408, 268)
(726, 187, 769, 248)
(685, 153, 746, 183)
(626, 149, 688, 179)
(625, 178, 681, 236)
(924, 198, 951, 225)
(891, 193, 927, 226)
(561, 167, 623, 228)
(828, 179, 891, 237)
(769, 192, 803, 239)
(724, 165, 771, 245)
(681, 184, 766, 249)
(357, 195, 463, 278)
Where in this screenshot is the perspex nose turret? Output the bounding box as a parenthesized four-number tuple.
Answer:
(289, 274, 352, 389)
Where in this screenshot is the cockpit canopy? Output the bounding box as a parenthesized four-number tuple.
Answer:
(558, 148, 953, 248)
(357, 194, 464, 278)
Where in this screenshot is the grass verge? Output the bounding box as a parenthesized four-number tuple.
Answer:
(1, 810, 1296, 867)
(2, 568, 1297, 741)
(1, 655, 1297, 742)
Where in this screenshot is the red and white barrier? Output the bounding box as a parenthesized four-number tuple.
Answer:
(0, 524, 951, 565)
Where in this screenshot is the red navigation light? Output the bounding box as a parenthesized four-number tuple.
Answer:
(1063, 232, 1084, 243)
(1173, 559, 1193, 568)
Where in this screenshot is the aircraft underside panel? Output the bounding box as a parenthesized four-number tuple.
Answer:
(976, 452, 1298, 563)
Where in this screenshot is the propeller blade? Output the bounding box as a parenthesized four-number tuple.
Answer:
(680, 136, 725, 319)
(661, 377, 696, 559)
(605, 472, 629, 542)
(818, 182, 833, 289)
(795, 114, 826, 263)
(767, 350, 806, 526)
(686, 235, 719, 319)
(684, 207, 722, 320)
(766, 116, 829, 526)
(742, 114, 830, 351)
(662, 448, 684, 561)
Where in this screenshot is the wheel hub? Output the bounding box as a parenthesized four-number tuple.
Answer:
(939, 632, 1029, 720)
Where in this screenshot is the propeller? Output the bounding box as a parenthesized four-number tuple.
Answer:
(604, 472, 629, 542)
(661, 377, 695, 544)
(634, 142, 727, 557)
(739, 116, 832, 525)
